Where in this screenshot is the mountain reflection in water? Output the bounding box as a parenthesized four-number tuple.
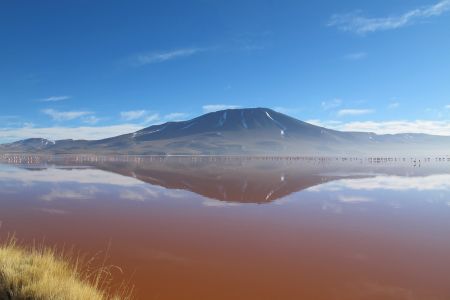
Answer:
(1, 155, 450, 300)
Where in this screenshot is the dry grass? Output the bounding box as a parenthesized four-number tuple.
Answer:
(0, 237, 133, 300)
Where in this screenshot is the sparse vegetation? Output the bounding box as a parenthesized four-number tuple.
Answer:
(0, 237, 132, 300)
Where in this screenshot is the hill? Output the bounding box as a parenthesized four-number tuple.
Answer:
(1, 108, 450, 155)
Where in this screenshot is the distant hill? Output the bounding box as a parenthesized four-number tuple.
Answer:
(1, 108, 450, 155)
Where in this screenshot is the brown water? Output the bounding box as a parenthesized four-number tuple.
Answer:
(1, 155, 450, 299)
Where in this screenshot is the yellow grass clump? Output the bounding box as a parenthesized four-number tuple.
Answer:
(0, 238, 132, 300)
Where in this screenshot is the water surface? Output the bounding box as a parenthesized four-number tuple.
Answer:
(1, 155, 450, 300)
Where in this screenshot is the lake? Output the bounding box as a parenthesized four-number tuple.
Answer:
(1, 154, 450, 300)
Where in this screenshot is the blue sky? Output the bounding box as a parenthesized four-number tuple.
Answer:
(1, 0, 450, 142)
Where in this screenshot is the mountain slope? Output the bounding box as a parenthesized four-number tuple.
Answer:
(1, 108, 450, 155)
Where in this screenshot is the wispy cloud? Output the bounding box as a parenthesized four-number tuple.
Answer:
(337, 195, 372, 203)
(82, 115, 101, 125)
(337, 108, 374, 116)
(119, 190, 147, 202)
(445, 104, 450, 109)
(120, 110, 148, 121)
(164, 112, 189, 121)
(328, 0, 450, 35)
(129, 47, 208, 66)
(309, 174, 450, 192)
(120, 109, 189, 123)
(344, 52, 367, 60)
(388, 102, 400, 109)
(42, 109, 93, 121)
(307, 119, 450, 136)
(144, 113, 160, 124)
(202, 104, 241, 113)
(41, 188, 97, 202)
(38, 96, 71, 102)
(120, 110, 161, 124)
(321, 98, 343, 110)
(0, 108, 186, 143)
(202, 199, 242, 207)
(0, 166, 148, 186)
(126, 37, 268, 67)
(0, 124, 144, 143)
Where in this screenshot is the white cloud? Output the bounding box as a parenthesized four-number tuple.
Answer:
(309, 174, 450, 192)
(388, 102, 400, 109)
(337, 109, 374, 116)
(202, 104, 241, 113)
(307, 119, 450, 136)
(0, 166, 191, 202)
(42, 109, 93, 121)
(38, 96, 71, 102)
(164, 112, 189, 121)
(337, 195, 372, 203)
(82, 116, 101, 124)
(0, 167, 146, 187)
(143, 113, 160, 124)
(120, 110, 148, 121)
(445, 104, 450, 109)
(202, 199, 241, 207)
(328, 0, 450, 35)
(344, 52, 367, 60)
(0, 124, 144, 143)
(321, 98, 342, 110)
(1, 108, 189, 143)
(120, 189, 154, 201)
(41, 187, 97, 202)
(130, 47, 206, 66)
(120, 110, 161, 124)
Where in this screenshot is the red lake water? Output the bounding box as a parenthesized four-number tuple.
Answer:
(1, 155, 450, 299)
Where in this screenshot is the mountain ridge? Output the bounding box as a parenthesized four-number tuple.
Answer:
(1, 108, 450, 155)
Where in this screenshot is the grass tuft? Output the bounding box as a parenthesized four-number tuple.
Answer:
(0, 237, 132, 300)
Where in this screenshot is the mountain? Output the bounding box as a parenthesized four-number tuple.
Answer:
(2, 155, 448, 203)
(1, 107, 450, 155)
